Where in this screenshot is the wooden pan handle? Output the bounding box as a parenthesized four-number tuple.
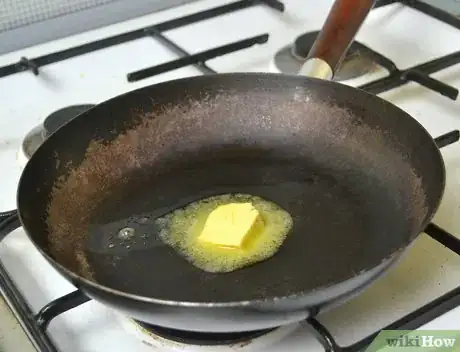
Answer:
(299, 0, 376, 80)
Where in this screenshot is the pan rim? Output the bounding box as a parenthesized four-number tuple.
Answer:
(17, 72, 446, 308)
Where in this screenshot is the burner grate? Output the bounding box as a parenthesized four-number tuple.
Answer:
(0, 0, 284, 79)
(134, 321, 276, 346)
(127, 33, 268, 81)
(358, 49, 460, 99)
(1, 1, 460, 352)
(121, 0, 460, 92)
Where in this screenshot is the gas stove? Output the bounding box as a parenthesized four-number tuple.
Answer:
(1, 1, 460, 351)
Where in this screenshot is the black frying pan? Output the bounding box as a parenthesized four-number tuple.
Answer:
(0, 0, 447, 333)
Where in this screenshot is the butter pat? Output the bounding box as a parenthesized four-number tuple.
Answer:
(198, 202, 264, 249)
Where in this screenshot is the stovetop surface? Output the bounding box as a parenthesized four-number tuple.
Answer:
(0, 1, 460, 351)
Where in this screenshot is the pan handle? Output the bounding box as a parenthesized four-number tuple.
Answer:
(0, 210, 21, 243)
(299, 0, 376, 80)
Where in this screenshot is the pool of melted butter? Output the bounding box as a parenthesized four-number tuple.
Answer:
(155, 193, 293, 273)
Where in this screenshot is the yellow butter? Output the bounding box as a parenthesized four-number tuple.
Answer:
(156, 193, 293, 273)
(197, 202, 264, 249)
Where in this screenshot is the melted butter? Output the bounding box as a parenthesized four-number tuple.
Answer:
(156, 193, 293, 273)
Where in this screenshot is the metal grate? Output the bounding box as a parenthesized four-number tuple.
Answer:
(0, 0, 284, 79)
(0, 1, 460, 351)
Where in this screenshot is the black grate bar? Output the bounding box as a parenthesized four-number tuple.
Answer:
(403, 0, 460, 30)
(0, 28, 146, 78)
(145, 28, 216, 74)
(36, 290, 91, 329)
(306, 317, 341, 352)
(0, 260, 57, 352)
(434, 130, 460, 149)
(18, 57, 39, 76)
(0, 210, 20, 239)
(416, 51, 460, 74)
(0, 0, 283, 79)
(0, 209, 17, 221)
(257, 0, 285, 12)
(127, 34, 269, 82)
(374, 0, 400, 8)
(359, 51, 460, 96)
(403, 69, 458, 100)
(425, 223, 460, 255)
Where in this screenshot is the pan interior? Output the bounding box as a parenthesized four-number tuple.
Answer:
(80, 156, 395, 303)
(20, 74, 441, 304)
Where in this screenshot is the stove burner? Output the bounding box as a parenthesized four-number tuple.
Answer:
(272, 31, 378, 80)
(135, 321, 277, 346)
(21, 104, 95, 160)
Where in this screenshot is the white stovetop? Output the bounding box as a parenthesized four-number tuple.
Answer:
(0, 0, 460, 351)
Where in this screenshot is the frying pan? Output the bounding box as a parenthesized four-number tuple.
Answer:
(0, 0, 446, 333)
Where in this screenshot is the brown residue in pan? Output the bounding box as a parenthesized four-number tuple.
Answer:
(75, 249, 94, 280)
(46, 91, 429, 280)
(46, 100, 205, 277)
